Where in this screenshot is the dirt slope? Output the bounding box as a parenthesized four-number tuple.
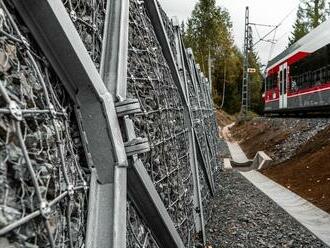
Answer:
(231, 118, 291, 159)
(216, 110, 235, 128)
(264, 127, 330, 213)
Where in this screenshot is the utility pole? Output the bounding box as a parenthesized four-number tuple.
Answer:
(241, 7, 253, 117)
(220, 61, 226, 109)
(208, 48, 212, 95)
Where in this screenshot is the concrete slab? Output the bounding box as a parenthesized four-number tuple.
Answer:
(251, 151, 272, 170)
(240, 170, 330, 246)
(226, 141, 249, 163)
(223, 158, 232, 170)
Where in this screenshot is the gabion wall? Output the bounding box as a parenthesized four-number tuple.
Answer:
(0, 2, 89, 247)
(159, 5, 221, 225)
(0, 0, 221, 247)
(128, 0, 196, 246)
(63, 0, 106, 70)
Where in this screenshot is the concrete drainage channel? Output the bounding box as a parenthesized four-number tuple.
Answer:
(222, 123, 330, 246)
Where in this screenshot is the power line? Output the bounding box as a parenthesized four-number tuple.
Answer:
(252, 7, 296, 48)
(326, 2, 330, 17)
(250, 23, 277, 28)
(240, 6, 296, 117)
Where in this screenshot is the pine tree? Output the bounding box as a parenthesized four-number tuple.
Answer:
(289, 0, 327, 46)
(288, 5, 308, 46)
(304, 0, 326, 29)
(183, 0, 233, 72)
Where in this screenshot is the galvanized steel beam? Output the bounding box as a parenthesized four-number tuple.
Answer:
(98, 0, 131, 247)
(100, 0, 129, 100)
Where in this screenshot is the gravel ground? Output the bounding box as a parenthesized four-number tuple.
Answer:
(205, 170, 328, 248)
(259, 117, 330, 163)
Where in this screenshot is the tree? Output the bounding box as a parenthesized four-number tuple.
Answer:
(305, 0, 326, 29)
(183, 0, 233, 72)
(289, 0, 327, 46)
(184, 0, 264, 114)
(248, 52, 264, 114)
(288, 5, 309, 46)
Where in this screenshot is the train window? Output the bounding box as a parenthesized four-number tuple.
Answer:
(266, 74, 278, 90)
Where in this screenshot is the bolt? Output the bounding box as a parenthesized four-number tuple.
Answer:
(70, 10, 77, 22)
(49, 104, 57, 118)
(9, 101, 22, 121)
(40, 200, 51, 219)
(67, 184, 74, 198)
(92, 24, 97, 33)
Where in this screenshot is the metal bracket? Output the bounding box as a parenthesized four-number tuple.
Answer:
(124, 137, 150, 157)
(115, 98, 142, 117)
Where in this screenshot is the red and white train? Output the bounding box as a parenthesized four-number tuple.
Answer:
(264, 19, 330, 113)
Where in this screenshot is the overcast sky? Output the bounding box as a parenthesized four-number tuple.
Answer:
(159, 0, 300, 67)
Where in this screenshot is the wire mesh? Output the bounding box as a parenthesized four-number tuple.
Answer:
(62, 0, 106, 70)
(126, 200, 160, 248)
(0, 2, 89, 247)
(127, 0, 196, 246)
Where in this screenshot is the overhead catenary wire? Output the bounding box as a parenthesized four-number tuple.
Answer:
(252, 7, 296, 48)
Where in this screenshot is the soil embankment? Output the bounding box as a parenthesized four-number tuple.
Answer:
(264, 127, 330, 213)
(216, 109, 235, 128)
